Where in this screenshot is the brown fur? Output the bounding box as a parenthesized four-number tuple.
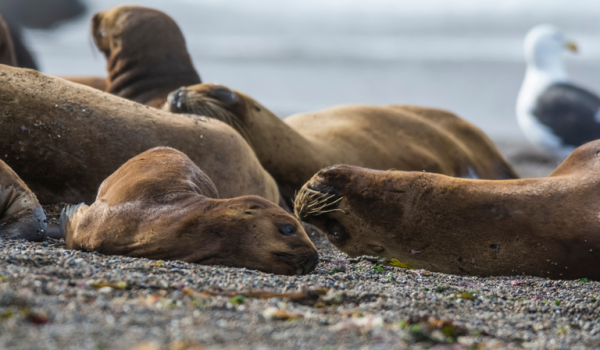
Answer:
(63, 147, 318, 275)
(0, 14, 17, 66)
(164, 84, 518, 204)
(0, 159, 47, 240)
(59, 76, 107, 91)
(295, 140, 600, 280)
(92, 5, 200, 107)
(0, 65, 279, 205)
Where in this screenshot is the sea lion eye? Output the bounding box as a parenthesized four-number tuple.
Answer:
(209, 87, 237, 106)
(278, 224, 296, 236)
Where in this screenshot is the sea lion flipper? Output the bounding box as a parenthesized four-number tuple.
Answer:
(59, 203, 89, 240)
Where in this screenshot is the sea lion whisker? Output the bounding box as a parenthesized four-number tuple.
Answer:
(314, 207, 345, 215)
(294, 188, 343, 217)
(190, 98, 253, 142)
(305, 199, 343, 215)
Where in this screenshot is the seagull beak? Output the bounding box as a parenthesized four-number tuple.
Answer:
(565, 41, 578, 53)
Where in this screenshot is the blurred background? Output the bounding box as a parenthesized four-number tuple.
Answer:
(5, 0, 600, 171)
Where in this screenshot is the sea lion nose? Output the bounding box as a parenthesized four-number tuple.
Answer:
(168, 87, 186, 111)
(300, 253, 320, 274)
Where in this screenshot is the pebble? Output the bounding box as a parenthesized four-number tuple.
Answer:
(0, 212, 598, 349)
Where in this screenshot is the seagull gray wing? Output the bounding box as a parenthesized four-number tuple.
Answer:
(533, 83, 600, 147)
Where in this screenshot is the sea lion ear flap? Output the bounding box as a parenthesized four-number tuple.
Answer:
(207, 86, 238, 106)
(91, 13, 102, 40)
(91, 12, 111, 55)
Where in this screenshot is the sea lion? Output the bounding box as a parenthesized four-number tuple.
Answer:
(0, 159, 47, 240)
(59, 76, 107, 91)
(0, 14, 17, 66)
(0, 65, 278, 205)
(164, 84, 518, 205)
(61, 147, 319, 275)
(92, 5, 201, 108)
(294, 140, 600, 280)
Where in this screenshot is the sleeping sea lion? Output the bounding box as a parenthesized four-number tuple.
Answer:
(91, 5, 200, 107)
(0, 159, 47, 240)
(61, 147, 319, 275)
(164, 84, 518, 205)
(0, 65, 278, 205)
(294, 140, 600, 280)
(0, 14, 17, 66)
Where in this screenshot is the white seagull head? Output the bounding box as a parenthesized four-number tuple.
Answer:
(524, 25, 578, 73)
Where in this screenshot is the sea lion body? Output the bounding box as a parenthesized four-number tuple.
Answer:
(62, 147, 318, 275)
(0, 159, 46, 240)
(92, 5, 200, 107)
(165, 84, 517, 203)
(295, 140, 600, 280)
(0, 65, 278, 205)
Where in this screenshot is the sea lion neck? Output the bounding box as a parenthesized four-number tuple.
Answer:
(399, 174, 585, 262)
(106, 55, 200, 108)
(241, 104, 329, 199)
(95, 5, 201, 107)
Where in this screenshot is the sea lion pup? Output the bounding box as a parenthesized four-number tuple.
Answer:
(164, 84, 518, 204)
(0, 65, 278, 205)
(61, 147, 319, 275)
(92, 5, 201, 107)
(294, 140, 600, 280)
(0, 14, 17, 66)
(0, 159, 47, 240)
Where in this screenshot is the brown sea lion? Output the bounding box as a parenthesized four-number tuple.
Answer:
(164, 84, 518, 205)
(61, 147, 318, 275)
(0, 159, 47, 240)
(92, 5, 200, 107)
(0, 65, 278, 205)
(294, 140, 600, 280)
(0, 14, 17, 66)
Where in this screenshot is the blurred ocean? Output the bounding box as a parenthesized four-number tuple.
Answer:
(22, 0, 600, 142)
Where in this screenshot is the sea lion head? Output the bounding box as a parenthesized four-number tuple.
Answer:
(202, 195, 320, 275)
(294, 165, 412, 259)
(92, 5, 200, 103)
(0, 159, 47, 241)
(92, 5, 187, 62)
(61, 146, 318, 275)
(163, 84, 261, 141)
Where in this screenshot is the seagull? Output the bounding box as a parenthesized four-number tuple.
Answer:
(516, 25, 600, 159)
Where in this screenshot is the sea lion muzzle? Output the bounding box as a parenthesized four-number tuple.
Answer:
(273, 252, 319, 275)
(167, 87, 187, 112)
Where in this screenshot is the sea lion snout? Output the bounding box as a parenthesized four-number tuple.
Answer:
(273, 251, 319, 275)
(164, 83, 254, 140)
(294, 168, 357, 252)
(167, 87, 187, 112)
(294, 165, 355, 222)
(226, 197, 319, 275)
(0, 160, 48, 241)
